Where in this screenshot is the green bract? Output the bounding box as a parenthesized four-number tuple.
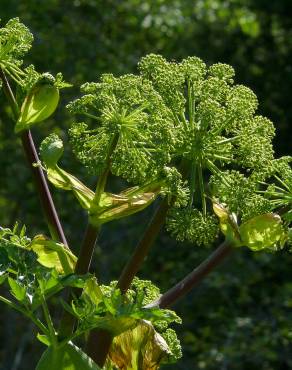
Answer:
(15, 74, 60, 133)
(213, 202, 287, 251)
(40, 134, 182, 226)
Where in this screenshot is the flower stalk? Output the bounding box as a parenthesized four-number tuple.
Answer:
(0, 68, 68, 246)
(146, 240, 233, 309)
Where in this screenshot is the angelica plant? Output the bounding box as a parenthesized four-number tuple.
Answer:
(0, 17, 291, 370)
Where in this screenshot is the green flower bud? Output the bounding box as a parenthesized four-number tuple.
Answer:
(15, 78, 59, 133)
(40, 134, 63, 167)
(239, 213, 287, 251)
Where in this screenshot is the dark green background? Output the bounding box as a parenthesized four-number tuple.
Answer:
(0, 1, 292, 369)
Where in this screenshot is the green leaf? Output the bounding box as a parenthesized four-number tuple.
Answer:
(92, 316, 137, 336)
(283, 209, 292, 222)
(239, 213, 287, 251)
(60, 273, 90, 289)
(36, 343, 101, 370)
(37, 333, 51, 347)
(8, 277, 26, 302)
(0, 272, 8, 285)
(83, 277, 103, 306)
(31, 235, 77, 275)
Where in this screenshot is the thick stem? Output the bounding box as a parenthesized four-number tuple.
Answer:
(75, 135, 118, 277)
(86, 330, 113, 368)
(146, 239, 233, 309)
(86, 162, 190, 366)
(0, 69, 68, 246)
(117, 198, 170, 293)
(85, 198, 170, 367)
(75, 223, 100, 275)
(58, 223, 99, 338)
(58, 137, 118, 339)
(21, 131, 68, 245)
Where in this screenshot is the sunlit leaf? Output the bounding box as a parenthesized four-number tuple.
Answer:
(83, 277, 103, 306)
(8, 277, 26, 302)
(31, 235, 77, 274)
(36, 342, 101, 370)
(37, 334, 51, 347)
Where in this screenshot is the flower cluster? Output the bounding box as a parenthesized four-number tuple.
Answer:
(67, 74, 174, 184)
(65, 53, 282, 247)
(139, 54, 277, 246)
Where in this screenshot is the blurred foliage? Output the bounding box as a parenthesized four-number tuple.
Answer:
(0, 0, 292, 369)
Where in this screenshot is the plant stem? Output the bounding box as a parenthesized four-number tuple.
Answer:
(75, 223, 100, 275)
(85, 198, 171, 367)
(198, 160, 206, 217)
(117, 198, 170, 293)
(58, 137, 118, 339)
(58, 223, 100, 339)
(86, 330, 113, 367)
(86, 162, 189, 366)
(73, 137, 118, 276)
(75, 136, 118, 275)
(41, 296, 57, 347)
(21, 131, 68, 245)
(0, 69, 68, 246)
(146, 239, 233, 309)
(0, 295, 48, 334)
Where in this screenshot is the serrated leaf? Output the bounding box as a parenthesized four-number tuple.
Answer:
(239, 213, 287, 251)
(8, 277, 26, 301)
(31, 235, 76, 275)
(20, 225, 27, 238)
(36, 342, 101, 370)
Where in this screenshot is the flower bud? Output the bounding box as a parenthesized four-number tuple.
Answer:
(15, 79, 59, 133)
(40, 134, 63, 167)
